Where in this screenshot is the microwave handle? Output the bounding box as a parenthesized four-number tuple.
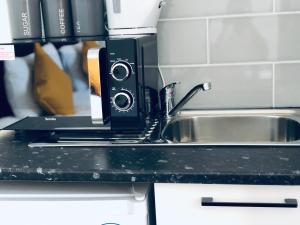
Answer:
(87, 48, 105, 125)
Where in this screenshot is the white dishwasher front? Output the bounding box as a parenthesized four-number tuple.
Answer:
(0, 182, 150, 225)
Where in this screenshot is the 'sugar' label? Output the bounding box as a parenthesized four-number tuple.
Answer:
(21, 12, 31, 36)
(0, 45, 15, 61)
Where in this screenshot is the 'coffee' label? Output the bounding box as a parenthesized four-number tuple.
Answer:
(58, 8, 66, 35)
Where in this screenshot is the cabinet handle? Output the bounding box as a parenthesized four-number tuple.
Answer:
(201, 197, 298, 208)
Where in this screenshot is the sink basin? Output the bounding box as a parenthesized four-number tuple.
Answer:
(161, 109, 300, 145)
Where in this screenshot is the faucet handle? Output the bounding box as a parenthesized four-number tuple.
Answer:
(160, 82, 177, 104)
(160, 82, 177, 116)
(161, 82, 177, 93)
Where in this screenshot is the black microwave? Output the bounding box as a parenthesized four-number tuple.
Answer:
(2, 35, 163, 132)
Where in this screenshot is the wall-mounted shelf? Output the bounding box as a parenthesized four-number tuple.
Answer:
(0, 35, 107, 45)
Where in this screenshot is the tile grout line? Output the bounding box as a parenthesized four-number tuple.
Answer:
(273, 0, 276, 13)
(272, 0, 277, 107)
(272, 63, 276, 108)
(159, 60, 300, 68)
(159, 10, 300, 22)
(206, 18, 210, 64)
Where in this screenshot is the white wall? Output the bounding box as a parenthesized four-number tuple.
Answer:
(0, 0, 12, 44)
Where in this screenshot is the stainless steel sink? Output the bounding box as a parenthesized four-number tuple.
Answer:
(161, 109, 300, 145)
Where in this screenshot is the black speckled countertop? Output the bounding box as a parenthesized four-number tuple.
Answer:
(1, 130, 300, 185)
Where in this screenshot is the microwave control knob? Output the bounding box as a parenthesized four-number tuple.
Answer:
(111, 62, 131, 81)
(113, 92, 133, 111)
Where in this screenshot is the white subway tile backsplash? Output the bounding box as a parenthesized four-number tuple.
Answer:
(161, 0, 273, 19)
(157, 1, 300, 109)
(276, 0, 300, 12)
(158, 20, 207, 65)
(274, 63, 300, 107)
(161, 65, 273, 109)
(210, 14, 300, 63)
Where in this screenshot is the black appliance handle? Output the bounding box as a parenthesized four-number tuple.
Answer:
(201, 197, 298, 208)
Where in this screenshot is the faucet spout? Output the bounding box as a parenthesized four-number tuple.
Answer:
(169, 82, 211, 116)
(160, 82, 212, 118)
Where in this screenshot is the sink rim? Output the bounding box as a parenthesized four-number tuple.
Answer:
(164, 108, 300, 125)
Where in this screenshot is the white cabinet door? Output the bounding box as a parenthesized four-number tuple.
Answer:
(0, 199, 148, 225)
(155, 184, 300, 225)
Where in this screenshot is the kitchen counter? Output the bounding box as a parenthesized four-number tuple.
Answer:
(0, 130, 300, 185)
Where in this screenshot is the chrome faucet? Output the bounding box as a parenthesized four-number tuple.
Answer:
(160, 82, 212, 118)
